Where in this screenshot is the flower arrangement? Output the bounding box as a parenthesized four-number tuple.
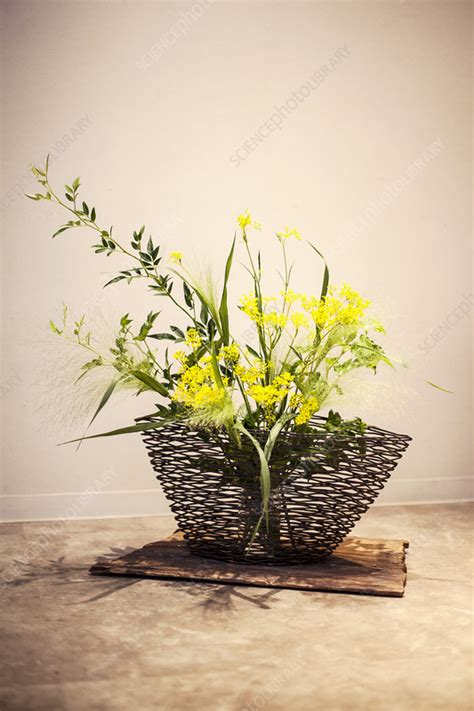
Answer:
(28, 158, 409, 550)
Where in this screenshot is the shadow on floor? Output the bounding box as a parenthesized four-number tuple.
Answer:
(4, 548, 284, 612)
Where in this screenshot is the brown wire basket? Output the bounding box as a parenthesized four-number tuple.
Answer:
(141, 416, 411, 565)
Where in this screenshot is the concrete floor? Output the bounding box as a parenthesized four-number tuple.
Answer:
(0, 503, 472, 711)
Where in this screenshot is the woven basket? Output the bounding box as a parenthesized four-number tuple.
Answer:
(142, 416, 411, 565)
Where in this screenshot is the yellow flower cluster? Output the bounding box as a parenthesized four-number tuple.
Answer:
(235, 359, 267, 384)
(310, 285, 369, 329)
(288, 392, 319, 424)
(289, 393, 303, 408)
(295, 397, 319, 425)
(220, 343, 240, 364)
(263, 312, 287, 328)
(294, 396, 319, 425)
(173, 350, 187, 364)
(239, 294, 287, 329)
(281, 289, 299, 304)
(169, 251, 183, 264)
(185, 328, 202, 349)
(276, 226, 301, 241)
(247, 372, 293, 421)
(173, 358, 226, 412)
(237, 210, 261, 233)
(284, 285, 370, 331)
(240, 284, 368, 337)
(290, 312, 309, 329)
(240, 294, 261, 322)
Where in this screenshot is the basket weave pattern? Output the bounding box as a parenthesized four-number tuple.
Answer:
(142, 417, 411, 564)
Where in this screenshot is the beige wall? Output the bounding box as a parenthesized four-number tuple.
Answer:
(1, 0, 472, 520)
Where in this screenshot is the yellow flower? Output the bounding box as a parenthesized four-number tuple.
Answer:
(299, 284, 370, 330)
(220, 343, 240, 364)
(262, 312, 287, 328)
(240, 294, 288, 329)
(290, 312, 309, 329)
(294, 396, 319, 425)
(247, 372, 293, 410)
(172, 356, 236, 428)
(300, 293, 319, 312)
(169, 251, 183, 264)
(289, 393, 303, 409)
(237, 210, 261, 234)
(185, 328, 202, 349)
(281, 289, 299, 304)
(172, 360, 214, 406)
(235, 359, 267, 384)
(239, 293, 262, 323)
(277, 226, 301, 241)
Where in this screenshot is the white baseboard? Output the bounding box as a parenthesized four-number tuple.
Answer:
(375, 476, 473, 505)
(0, 488, 171, 523)
(1, 477, 472, 522)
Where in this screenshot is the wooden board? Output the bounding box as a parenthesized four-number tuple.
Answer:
(90, 534, 409, 597)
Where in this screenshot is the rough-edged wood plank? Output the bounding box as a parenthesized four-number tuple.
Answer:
(90, 536, 409, 598)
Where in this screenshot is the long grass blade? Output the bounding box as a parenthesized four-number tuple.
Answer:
(210, 343, 224, 389)
(75, 379, 119, 451)
(60, 420, 170, 445)
(308, 241, 330, 300)
(425, 380, 454, 394)
(237, 424, 271, 531)
(218, 236, 236, 346)
(131, 370, 168, 397)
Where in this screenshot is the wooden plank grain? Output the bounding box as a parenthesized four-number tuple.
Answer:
(90, 536, 409, 598)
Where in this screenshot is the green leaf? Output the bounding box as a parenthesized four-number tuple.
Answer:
(289, 345, 303, 361)
(170, 325, 185, 338)
(425, 380, 453, 394)
(218, 236, 236, 346)
(148, 333, 177, 341)
(135, 311, 159, 341)
(49, 320, 62, 335)
(264, 414, 294, 460)
(88, 380, 119, 429)
(246, 513, 264, 549)
(90, 207, 96, 222)
(104, 275, 126, 287)
(60, 420, 170, 445)
(72, 177, 80, 191)
(82, 202, 89, 215)
(246, 344, 261, 359)
(52, 226, 72, 238)
(183, 282, 193, 308)
(237, 424, 271, 531)
(200, 301, 209, 324)
(307, 241, 330, 300)
(130, 371, 169, 397)
(210, 343, 224, 389)
(32, 165, 46, 178)
(74, 379, 120, 451)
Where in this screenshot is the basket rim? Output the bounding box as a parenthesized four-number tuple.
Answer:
(136, 413, 413, 443)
